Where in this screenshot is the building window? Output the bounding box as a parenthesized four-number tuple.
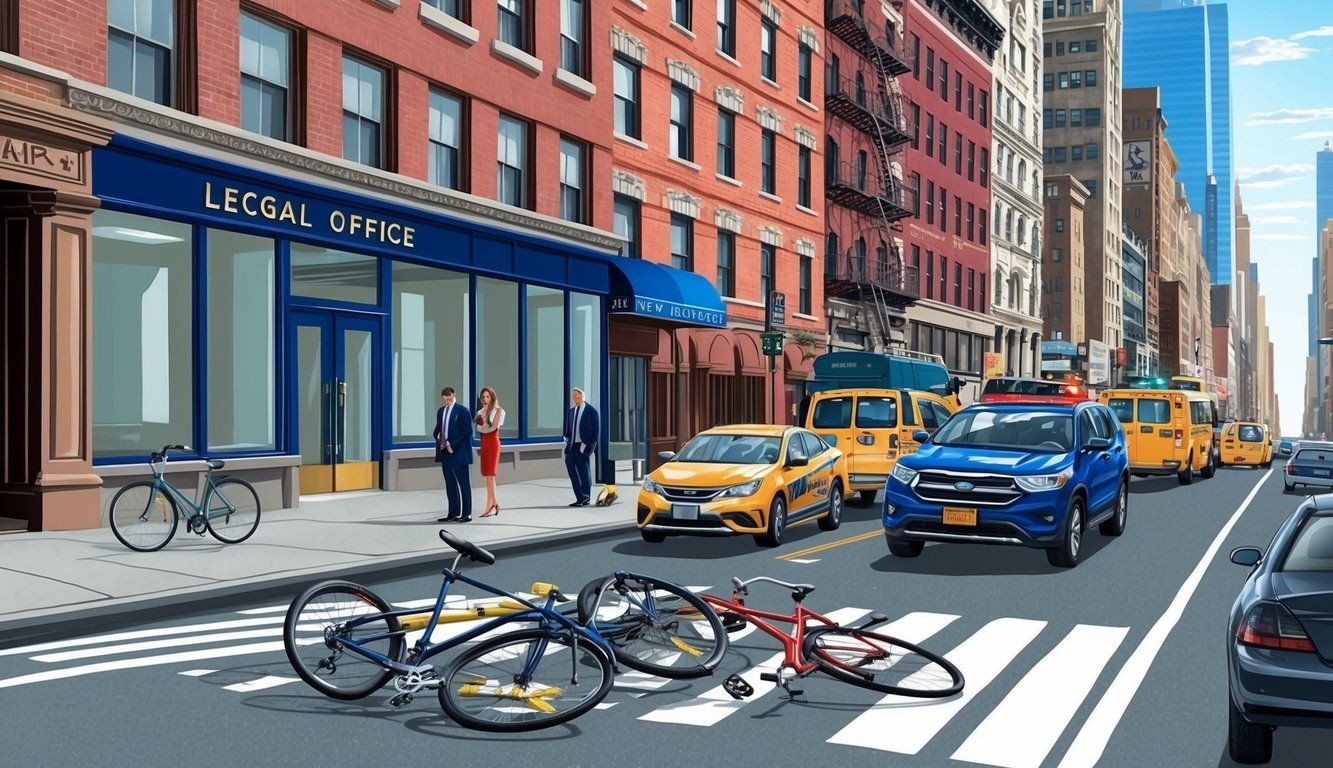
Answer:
(966, 202, 975, 241)
(967, 141, 975, 181)
(761, 18, 778, 81)
(497, 0, 527, 51)
(938, 58, 948, 99)
(910, 33, 920, 73)
(1043, 73, 1054, 91)
(560, 0, 585, 75)
(392, 261, 469, 443)
(717, 108, 736, 178)
(979, 209, 987, 245)
(925, 179, 935, 224)
(424, 0, 464, 19)
(559, 137, 585, 223)
(761, 129, 776, 194)
(856, 150, 868, 189)
(925, 114, 934, 157)
(613, 55, 640, 138)
(670, 84, 694, 161)
(798, 43, 812, 100)
(954, 132, 963, 174)
(954, 262, 963, 305)
(496, 114, 528, 208)
(1086, 69, 1098, 86)
(979, 91, 989, 127)
(526, 285, 566, 438)
(670, 214, 693, 271)
(717, 0, 736, 56)
(239, 12, 291, 141)
(799, 255, 812, 314)
(342, 55, 387, 169)
(107, 0, 176, 106)
(1054, 218, 1065, 233)
(717, 231, 735, 297)
(797, 145, 811, 207)
(760, 243, 775, 299)
(925, 249, 934, 299)
(910, 102, 921, 148)
(954, 197, 962, 236)
(980, 147, 989, 188)
(476, 277, 519, 439)
(954, 72, 963, 111)
(925, 47, 934, 86)
(673, 0, 691, 29)
(1072, 144, 1083, 161)
(1086, 107, 1101, 126)
(1086, 143, 1099, 159)
(967, 268, 975, 311)
(613, 194, 640, 258)
(428, 88, 463, 191)
(206, 229, 276, 453)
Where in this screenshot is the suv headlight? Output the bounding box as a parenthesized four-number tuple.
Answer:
(720, 479, 763, 497)
(642, 477, 664, 495)
(890, 463, 918, 485)
(1015, 470, 1071, 492)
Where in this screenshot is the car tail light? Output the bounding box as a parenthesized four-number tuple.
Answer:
(1286, 463, 1296, 475)
(1174, 429, 1183, 448)
(1236, 602, 1316, 652)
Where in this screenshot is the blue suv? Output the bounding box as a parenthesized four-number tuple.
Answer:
(882, 401, 1129, 568)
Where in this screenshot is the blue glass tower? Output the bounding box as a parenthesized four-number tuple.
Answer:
(1124, 1, 1233, 286)
(1317, 143, 1333, 355)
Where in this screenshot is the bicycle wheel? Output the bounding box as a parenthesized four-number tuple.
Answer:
(283, 581, 405, 700)
(109, 480, 179, 552)
(803, 626, 963, 698)
(205, 476, 261, 544)
(437, 627, 613, 732)
(575, 573, 728, 679)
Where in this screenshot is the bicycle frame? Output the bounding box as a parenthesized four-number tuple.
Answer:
(700, 592, 839, 675)
(141, 457, 235, 523)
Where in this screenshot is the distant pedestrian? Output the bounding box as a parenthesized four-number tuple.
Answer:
(433, 387, 473, 522)
(562, 387, 599, 506)
(475, 387, 505, 517)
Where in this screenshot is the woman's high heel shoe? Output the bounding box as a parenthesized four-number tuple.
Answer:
(480, 502, 500, 518)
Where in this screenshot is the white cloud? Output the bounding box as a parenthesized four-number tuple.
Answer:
(1246, 107, 1333, 126)
(1253, 233, 1313, 241)
(1292, 25, 1333, 40)
(1246, 201, 1316, 211)
(1294, 130, 1333, 140)
(1237, 164, 1314, 188)
(1231, 36, 1316, 65)
(1252, 215, 1305, 224)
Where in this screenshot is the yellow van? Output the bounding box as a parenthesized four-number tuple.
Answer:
(803, 388, 959, 505)
(1100, 388, 1217, 484)
(1219, 421, 1273, 468)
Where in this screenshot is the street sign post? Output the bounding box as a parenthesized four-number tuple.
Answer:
(768, 290, 786, 328)
(761, 332, 784, 355)
(764, 290, 787, 425)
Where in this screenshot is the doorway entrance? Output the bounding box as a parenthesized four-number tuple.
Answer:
(292, 310, 380, 493)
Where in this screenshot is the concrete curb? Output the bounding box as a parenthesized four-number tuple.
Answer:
(0, 521, 633, 648)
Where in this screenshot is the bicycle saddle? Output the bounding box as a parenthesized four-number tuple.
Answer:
(206, 460, 225, 470)
(439, 530, 496, 565)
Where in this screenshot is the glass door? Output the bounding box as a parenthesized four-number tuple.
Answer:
(293, 310, 379, 494)
(609, 356, 647, 462)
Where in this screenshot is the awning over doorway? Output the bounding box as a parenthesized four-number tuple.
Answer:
(606, 257, 727, 328)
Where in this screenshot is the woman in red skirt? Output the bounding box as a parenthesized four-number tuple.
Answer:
(475, 386, 505, 517)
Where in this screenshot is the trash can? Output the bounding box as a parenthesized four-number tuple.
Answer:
(631, 458, 646, 482)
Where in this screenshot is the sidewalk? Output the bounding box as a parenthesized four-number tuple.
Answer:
(0, 474, 639, 643)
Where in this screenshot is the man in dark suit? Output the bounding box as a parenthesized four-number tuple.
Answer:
(433, 386, 474, 522)
(563, 387, 599, 506)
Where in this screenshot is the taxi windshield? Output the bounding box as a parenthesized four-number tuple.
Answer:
(674, 434, 783, 464)
(932, 410, 1074, 453)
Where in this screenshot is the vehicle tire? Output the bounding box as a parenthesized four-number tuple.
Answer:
(756, 493, 787, 548)
(1132, 472, 1147, 478)
(803, 626, 963, 698)
(818, 481, 844, 531)
(1228, 695, 1273, 764)
(1047, 495, 1085, 568)
(1099, 480, 1128, 536)
(857, 489, 878, 506)
(887, 536, 924, 558)
(283, 581, 403, 700)
(1283, 481, 1293, 492)
(575, 573, 728, 679)
(437, 628, 613, 732)
(205, 476, 261, 544)
(1178, 453, 1195, 485)
(640, 529, 666, 543)
(109, 480, 180, 552)
(1202, 451, 1217, 479)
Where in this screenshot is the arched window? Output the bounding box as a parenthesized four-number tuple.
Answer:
(1032, 170, 1040, 200)
(829, 54, 840, 93)
(994, 269, 1004, 305)
(855, 72, 866, 106)
(1006, 153, 1016, 183)
(1009, 270, 1022, 310)
(994, 202, 1003, 234)
(856, 150, 868, 189)
(1016, 215, 1027, 245)
(1029, 272, 1039, 316)
(1004, 210, 1014, 241)
(1031, 222, 1041, 256)
(1017, 159, 1027, 191)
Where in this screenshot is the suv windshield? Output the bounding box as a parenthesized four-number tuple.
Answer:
(674, 434, 782, 464)
(932, 410, 1075, 453)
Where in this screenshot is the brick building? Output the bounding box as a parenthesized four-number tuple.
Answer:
(0, 0, 703, 530)
(609, 0, 825, 465)
(1041, 173, 1088, 346)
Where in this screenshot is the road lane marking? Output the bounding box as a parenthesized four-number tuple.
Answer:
(179, 669, 215, 677)
(828, 617, 1046, 754)
(778, 530, 882, 560)
(787, 558, 821, 564)
(222, 675, 299, 692)
(952, 624, 1130, 768)
(31, 628, 285, 663)
(1056, 469, 1273, 768)
(0, 641, 285, 689)
(0, 616, 283, 657)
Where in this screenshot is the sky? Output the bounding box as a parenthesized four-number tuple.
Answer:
(1225, 0, 1332, 436)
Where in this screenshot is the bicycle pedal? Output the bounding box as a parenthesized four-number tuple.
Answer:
(721, 674, 754, 700)
(386, 692, 414, 709)
(758, 672, 779, 684)
(721, 613, 748, 633)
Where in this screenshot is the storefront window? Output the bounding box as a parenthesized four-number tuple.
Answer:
(91, 211, 194, 457)
(207, 230, 276, 452)
(526, 286, 565, 437)
(291, 243, 378, 304)
(391, 262, 470, 442)
(477, 277, 519, 439)
(569, 292, 602, 420)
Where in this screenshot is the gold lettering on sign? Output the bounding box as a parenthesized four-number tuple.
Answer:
(203, 182, 415, 247)
(0, 134, 83, 183)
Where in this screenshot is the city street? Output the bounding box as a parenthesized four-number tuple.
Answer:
(0, 465, 1323, 768)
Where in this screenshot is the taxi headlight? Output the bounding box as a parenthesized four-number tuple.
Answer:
(642, 477, 664, 495)
(890, 463, 918, 485)
(720, 479, 763, 497)
(1015, 471, 1071, 492)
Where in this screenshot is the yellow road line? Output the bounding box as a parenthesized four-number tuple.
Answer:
(778, 529, 882, 560)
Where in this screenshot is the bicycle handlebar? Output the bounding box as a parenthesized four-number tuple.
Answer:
(148, 444, 191, 465)
(731, 575, 816, 595)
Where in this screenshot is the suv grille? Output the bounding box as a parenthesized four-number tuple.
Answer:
(912, 471, 1022, 506)
(659, 486, 725, 503)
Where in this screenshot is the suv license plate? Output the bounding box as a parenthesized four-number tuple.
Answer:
(671, 504, 700, 520)
(942, 507, 977, 526)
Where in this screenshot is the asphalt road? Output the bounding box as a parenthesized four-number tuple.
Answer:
(0, 463, 1326, 768)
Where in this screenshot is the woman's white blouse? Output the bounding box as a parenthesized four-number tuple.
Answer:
(476, 407, 506, 434)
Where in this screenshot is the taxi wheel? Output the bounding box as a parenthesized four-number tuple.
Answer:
(756, 494, 786, 548)
(1047, 496, 1084, 568)
(1178, 453, 1195, 486)
(1201, 452, 1216, 479)
(818, 482, 843, 531)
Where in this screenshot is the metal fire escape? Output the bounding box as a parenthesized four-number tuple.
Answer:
(825, 0, 917, 347)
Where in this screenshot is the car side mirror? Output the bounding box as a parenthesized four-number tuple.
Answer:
(912, 429, 930, 443)
(786, 454, 810, 468)
(657, 451, 676, 462)
(1229, 546, 1262, 567)
(1085, 437, 1112, 451)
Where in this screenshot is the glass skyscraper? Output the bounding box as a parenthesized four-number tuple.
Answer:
(1315, 143, 1333, 355)
(1124, 0, 1234, 285)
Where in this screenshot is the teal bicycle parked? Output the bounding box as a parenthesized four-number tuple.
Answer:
(108, 444, 262, 552)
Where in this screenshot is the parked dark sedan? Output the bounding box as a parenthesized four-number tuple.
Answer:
(1227, 494, 1333, 763)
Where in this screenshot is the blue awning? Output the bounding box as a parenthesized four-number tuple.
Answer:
(606, 258, 727, 328)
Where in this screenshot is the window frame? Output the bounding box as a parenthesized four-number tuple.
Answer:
(799, 254, 812, 314)
(797, 144, 811, 207)
(670, 213, 694, 271)
(496, 112, 531, 209)
(559, 0, 587, 76)
(670, 83, 694, 161)
(761, 128, 777, 194)
(340, 51, 395, 171)
(613, 193, 641, 259)
(717, 107, 737, 178)
(238, 6, 302, 144)
(716, 230, 736, 297)
(717, 0, 736, 56)
(558, 136, 587, 224)
(613, 55, 641, 139)
(797, 42, 812, 100)
(427, 85, 467, 192)
(497, 0, 530, 52)
(761, 17, 778, 82)
(107, 0, 198, 112)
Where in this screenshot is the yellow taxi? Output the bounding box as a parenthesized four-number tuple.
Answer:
(1218, 421, 1273, 468)
(1101, 388, 1217, 484)
(637, 425, 848, 548)
(801, 388, 958, 506)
